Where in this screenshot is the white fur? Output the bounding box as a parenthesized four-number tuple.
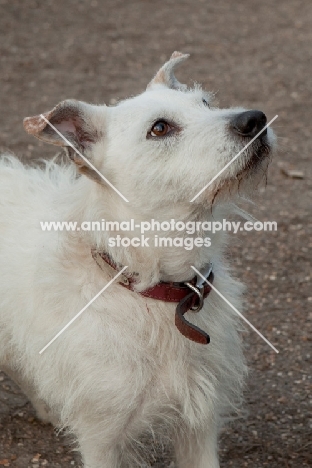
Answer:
(0, 55, 275, 468)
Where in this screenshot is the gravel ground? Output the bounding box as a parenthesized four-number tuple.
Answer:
(0, 0, 311, 467)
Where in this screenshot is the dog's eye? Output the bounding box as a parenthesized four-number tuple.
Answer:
(150, 121, 172, 137)
(202, 98, 210, 108)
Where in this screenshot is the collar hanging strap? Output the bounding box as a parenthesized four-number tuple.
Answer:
(175, 266, 214, 345)
(92, 249, 214, 345)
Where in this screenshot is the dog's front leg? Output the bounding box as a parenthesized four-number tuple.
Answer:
(174, 426, 219, 468)
(80, 442, 122, 468)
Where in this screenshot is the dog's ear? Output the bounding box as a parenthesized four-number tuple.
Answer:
(147, 51, 189, 91)
(23, 100, 98, 149)
(23, 100, 104, 181)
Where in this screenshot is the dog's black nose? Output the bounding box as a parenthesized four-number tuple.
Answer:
(230, 110, 267, 138)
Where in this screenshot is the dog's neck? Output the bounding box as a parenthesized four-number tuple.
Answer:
(63, 178, 228, 288)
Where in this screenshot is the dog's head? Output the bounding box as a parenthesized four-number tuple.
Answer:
(24, 52, 276, 216)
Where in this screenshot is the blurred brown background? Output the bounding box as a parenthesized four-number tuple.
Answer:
(0, 0, 311, 466)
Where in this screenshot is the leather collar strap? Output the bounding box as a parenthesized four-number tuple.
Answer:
(92, 250, 214, 345)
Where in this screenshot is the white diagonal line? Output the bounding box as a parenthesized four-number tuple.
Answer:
(40, 115, 129, 203)
(190, 115, 278, 202)
(191, 266, 279, 353)
(39, 266, 128, 354)
(233, 204, 259, 223)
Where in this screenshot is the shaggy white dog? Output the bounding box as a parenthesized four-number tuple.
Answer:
(0, 52, 275, 467)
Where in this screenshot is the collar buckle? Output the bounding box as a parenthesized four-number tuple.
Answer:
(183, 282, 204, 312)
(184, 262, 213, 313)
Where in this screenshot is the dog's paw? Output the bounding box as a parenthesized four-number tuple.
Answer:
(32, 399, 59, 427)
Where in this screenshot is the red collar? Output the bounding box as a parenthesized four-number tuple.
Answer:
(92, 250, 214, 345)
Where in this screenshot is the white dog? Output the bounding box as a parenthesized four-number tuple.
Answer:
(0, 52, 275, 467)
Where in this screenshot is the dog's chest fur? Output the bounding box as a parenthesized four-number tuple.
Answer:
(0, 156, 246, 452)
